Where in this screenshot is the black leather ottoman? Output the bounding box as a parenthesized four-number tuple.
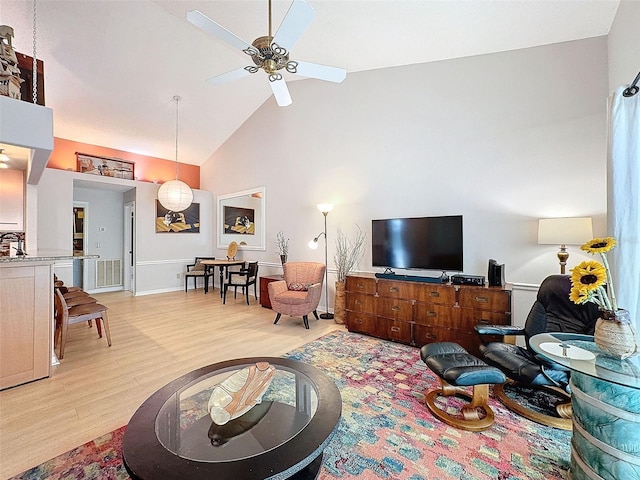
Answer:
(420, 342, 506, 431)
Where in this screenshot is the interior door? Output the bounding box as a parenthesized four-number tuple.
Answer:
(124, 201, 135, 293)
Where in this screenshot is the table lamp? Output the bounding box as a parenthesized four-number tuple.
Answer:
(538, 217, 593, 274)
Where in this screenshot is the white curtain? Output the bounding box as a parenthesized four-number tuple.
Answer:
(608, 86, 640, 327)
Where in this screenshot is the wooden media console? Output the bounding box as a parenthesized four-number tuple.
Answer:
(344, 273, 512, 357)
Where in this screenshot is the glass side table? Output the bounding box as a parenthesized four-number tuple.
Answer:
(530, 333, 640, 480)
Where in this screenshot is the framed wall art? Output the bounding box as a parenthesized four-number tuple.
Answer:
(217, 186, 266, 250)
(155, 200, 200, 233)
(76, 152, 135, 180)
(223, 206, 255, 235)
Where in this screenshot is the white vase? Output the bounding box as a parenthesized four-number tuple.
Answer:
(594, 309, 639, 359)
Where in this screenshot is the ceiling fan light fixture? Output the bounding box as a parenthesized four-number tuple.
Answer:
(264, 59, 278, 74)
(157, 95, 193, 212)
(248, 36, 291, 78)
(187, 0, 346, 106)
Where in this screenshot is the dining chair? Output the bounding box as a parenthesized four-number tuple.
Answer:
(54, 282, 98, 319)
(184, 256, 216, 292)
(54, 288, 112, 359)
(223, 261, 259, 305)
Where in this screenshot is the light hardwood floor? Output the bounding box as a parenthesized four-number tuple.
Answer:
(0, 288, 343, 479)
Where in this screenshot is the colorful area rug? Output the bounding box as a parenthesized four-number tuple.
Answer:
(11, 331, 571, 479)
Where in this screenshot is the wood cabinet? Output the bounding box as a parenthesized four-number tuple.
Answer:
(259, 275, 283, 309)
(0, 262, 52, 390)
(345, 273, 512, 357)
(0, 169, 25, 232)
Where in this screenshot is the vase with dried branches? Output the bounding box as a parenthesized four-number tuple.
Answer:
(333, 225, 366, 324)
(275, 231, 289, 266)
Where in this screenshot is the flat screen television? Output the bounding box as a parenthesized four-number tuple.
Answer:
(372, 215, 463, 272)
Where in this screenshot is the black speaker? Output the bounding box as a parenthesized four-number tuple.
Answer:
(488, 259, 505, 287)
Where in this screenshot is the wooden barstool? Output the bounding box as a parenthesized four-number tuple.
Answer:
(54, 289, 111, 359)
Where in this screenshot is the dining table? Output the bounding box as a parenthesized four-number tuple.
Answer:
(200, 259, 246, 296)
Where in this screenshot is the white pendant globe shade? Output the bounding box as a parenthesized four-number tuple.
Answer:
(157, 180, 193, 212)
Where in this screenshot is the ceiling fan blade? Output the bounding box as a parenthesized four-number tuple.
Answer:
(273, 0, 315, 52)
(187, 10, 252, 52)
(270, 79, 293, 107)
(206, 67, 254, 85)
(293, 61, 347, 83)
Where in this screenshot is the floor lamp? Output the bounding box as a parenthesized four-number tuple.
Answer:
(309, 203, 334, 319)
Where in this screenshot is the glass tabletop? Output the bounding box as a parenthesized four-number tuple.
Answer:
(155, 362, 318, 462)
(530, 332, 640, 390)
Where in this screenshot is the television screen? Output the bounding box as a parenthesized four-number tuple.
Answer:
(372, 215, 463, 272)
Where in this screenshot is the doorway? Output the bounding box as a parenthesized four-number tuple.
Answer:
(73, 202, 89, 288)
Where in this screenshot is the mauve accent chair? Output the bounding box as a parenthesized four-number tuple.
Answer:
(268, 262, 325, 329)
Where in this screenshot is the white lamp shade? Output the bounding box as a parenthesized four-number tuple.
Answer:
(308, 239, 319, 249)
(317, 203, 333, 214)
(157, 180, 193, 212)
(538, 217, 593, 245)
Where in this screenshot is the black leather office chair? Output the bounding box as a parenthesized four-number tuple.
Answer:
(223, 261, 259, 305)
(475, 275, 599, 429)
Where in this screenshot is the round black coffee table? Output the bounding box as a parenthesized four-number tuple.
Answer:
(123, 357, 341, 480)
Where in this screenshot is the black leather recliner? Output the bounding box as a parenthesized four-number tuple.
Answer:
(475, 274, 599, 429)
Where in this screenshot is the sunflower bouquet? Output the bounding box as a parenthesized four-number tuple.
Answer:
(569, 237, 618, 312)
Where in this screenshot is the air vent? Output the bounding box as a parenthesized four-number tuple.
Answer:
(96, 259, 122, 288)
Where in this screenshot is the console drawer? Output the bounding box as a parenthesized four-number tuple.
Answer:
(461, 308, 510, 328)
(458, 288, 510, 312)
(413, 284, 455, 305)
(382, 318, 411, 344)
(413, 324, 440, 346)
(414, 303, 462, 328)
(376, 297, 413, 321)
(377, 279, 414, 299)
(346, 293, 376, 314)
(346, 311, 378, 335)
(346, 275, 377, 295)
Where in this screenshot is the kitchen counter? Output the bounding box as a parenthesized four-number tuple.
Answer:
(0, 251, 99, 263)
(0, 252, 99, 390)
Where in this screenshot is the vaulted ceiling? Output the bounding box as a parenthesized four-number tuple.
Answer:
(2, 0, 620, 167)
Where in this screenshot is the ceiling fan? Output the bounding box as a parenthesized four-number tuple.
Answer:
(187, 0, 346, 107)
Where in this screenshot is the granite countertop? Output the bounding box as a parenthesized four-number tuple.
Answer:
(0, 251, 100, 263)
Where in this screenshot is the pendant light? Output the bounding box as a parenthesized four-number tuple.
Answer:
(157, 95, 193, 212)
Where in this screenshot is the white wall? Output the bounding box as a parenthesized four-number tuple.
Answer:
(607, 0, 640, 94)
(201, 37, 610, 317)
(36, 168, 213, 294)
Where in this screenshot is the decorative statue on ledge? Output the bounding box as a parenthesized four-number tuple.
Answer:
(0, 25, 23, 99)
